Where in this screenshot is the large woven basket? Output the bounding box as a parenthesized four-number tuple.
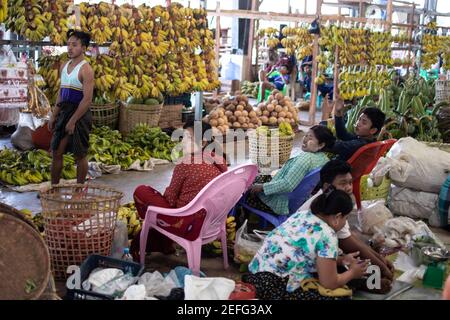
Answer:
(91, 103, 119, 129)
(119, 102, 163, 135)
(39, 184, 123, 280)
(158, 104, 183, 128)
(435, 80, 450, 104)
(248, 130, 294, 174)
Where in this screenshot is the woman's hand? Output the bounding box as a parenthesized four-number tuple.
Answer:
(250, 184, 264, 194)
(340, 251, 360, 267)
(349, 259, 370, 279)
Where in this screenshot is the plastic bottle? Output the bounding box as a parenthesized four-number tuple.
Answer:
(122, 248, 133, 262)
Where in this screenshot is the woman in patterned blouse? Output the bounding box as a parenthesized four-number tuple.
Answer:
(247, 125, 336, 215)
(245, 189, 369, 300)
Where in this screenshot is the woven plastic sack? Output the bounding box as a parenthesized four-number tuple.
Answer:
(358, 200, 393, 235)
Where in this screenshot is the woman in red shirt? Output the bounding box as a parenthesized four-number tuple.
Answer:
(131, 120, 227, 258)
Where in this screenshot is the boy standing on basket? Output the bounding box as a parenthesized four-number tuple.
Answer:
(48, 30, 94, 185)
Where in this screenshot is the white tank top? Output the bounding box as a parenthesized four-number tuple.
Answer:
(61, 60, 87, 90)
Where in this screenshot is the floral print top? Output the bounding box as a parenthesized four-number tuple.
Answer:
(248, 211, 338, 292)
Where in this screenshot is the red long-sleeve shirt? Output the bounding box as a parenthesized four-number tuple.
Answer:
(163, 153, 228, 208)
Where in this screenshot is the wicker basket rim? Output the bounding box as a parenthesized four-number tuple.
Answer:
(39, 184, 123, 204)
(126, 102, 164, 108)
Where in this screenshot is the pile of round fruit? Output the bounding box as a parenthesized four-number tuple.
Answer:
(256, 90, 299, 126)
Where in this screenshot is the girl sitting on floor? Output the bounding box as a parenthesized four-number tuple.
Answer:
(243, 188, 369, 300)
(247, 125, 335, 216)
(130, 119, 227, 259)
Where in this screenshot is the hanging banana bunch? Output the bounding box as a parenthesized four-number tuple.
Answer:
(0, 0, 8, 23)
(47, 0, 69, 46)
(7, 0, 51, 41)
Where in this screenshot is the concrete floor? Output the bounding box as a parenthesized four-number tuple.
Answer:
(2, 117, 450, 299)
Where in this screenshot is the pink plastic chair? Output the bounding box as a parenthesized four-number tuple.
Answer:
(140, 164, 258, 275)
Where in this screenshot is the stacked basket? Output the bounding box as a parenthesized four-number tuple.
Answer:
(39, 184, 123, 280)
(158, 104, 184, 128)
(119, 102, 163, 136)
(91, 102, 119, 129)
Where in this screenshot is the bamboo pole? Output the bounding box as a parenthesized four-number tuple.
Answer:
(214, 1, 221, 98)
(308, 0, 323, 126)
(386, 0, 393, 31)
(242, 0, 257, 82)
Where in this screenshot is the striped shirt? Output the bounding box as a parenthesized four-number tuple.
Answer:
(258, 152, 329, 215)
(59, 60, 87, 105)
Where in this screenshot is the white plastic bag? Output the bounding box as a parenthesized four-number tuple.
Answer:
(184, 275, 235, 300)
(385, 137, 450, 193)
(234, 219, 269, 263)
(88, 268, 123, 288)
(119, 284, 146, 300)
(358, 200, 393, 235)
(138, 271, 177, 298)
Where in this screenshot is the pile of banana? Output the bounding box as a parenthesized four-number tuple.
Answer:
(338, 66, 393, 100)
(47, 0, 69, 46)
(241, 81, 259, 98)
(117, 203, 142, 239)
(0, 148, 76, 186)
(314, 53, 330, 85)
(88, 126, 153, 169)
(126, 124, 178, 161)
(0, 0, 7, 23)
(207, 216, 237, 255)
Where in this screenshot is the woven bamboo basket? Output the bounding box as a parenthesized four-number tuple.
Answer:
(91, 102, 119, 129)
(0, 209, 51, 299)
(39, 184, 123, 280)
(158, 104, 183, 128)
(119, 102, 163, 135)
(248, 129, 294, 174)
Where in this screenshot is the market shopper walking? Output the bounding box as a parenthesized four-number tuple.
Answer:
(48, 29, 94, 185)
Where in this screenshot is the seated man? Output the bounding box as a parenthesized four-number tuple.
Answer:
(259, 65, 290, 102)
(299, 160, 395, 293)
(328, 98, 386, 161)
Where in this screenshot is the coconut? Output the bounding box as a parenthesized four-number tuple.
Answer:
(277, 117, 285, 124)
(275, 105, 283, 113)
(225, 110, 233, 117)
(218, 118, 225, 126)
(257, 102, 265, 109)
(251, 117, 259, 124)
(234, 110, 242, 117)
(238, 116, 246, 124)
(269, 116, 278, 125)
(249, 111, 257, 118)
(271, 112, 278, 118)
(267, 104, 275, 112)
(233, 122, 241, 128)
(229, 115, 237, 123)
(242, 110, 249, 117)
(262, 110, 270, 117)
(260, 116, 269, 124)
(210, 119, 218, 127)
(275, 92, 284, 101)
(286, 112, 293, 119)
(242, 123, 249, 129)
(236, 105, 244, 111)
(210, 111, 219, 119)
(278, 111, 286, 118)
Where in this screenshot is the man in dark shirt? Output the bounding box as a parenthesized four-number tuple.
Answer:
(329, 98, 386, 161)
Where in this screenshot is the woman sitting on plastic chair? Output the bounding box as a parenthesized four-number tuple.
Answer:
(258, 65, 290, 102)
(130, 120, 227, 260)
(246, 125, 335, 216)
